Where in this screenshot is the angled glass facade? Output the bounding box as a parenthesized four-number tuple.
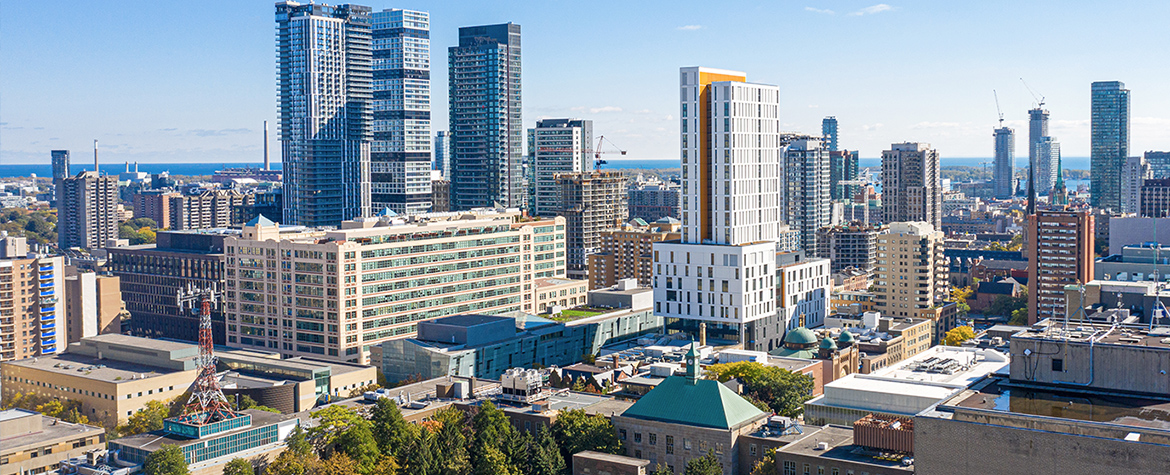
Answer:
(993, 127, 1014, 199)
(822, 116, 838, 152)
(1091, 81, 1130, 211)
(277, 2, 373, 226)
(448, 23, 524, 210)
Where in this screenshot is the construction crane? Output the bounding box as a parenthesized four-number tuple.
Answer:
(993, 90, 1005, 127)
(593, 135, 626, 170)
(1020, 78, 1045, 108)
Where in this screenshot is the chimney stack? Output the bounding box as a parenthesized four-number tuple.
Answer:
(263, 120, 270, 171)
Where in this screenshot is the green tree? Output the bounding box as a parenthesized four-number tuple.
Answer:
(528, 425, 566, 475)
(476, 446, 519, 475)
(286, 425, 312, 457)
(1009, 307, 1029, 325)
(308, 405, 368, 453)
(430, 407, 471, 475)
(144, 445, 189, 475)
(551, 409, 623, 463)
(683, 450, 722, 475)
(118, 400, 170, 436)
(704, 361, 814, 417)
(750, 449, 777, 475)
(370, 398, 418, 459)
(316, 453, 359, 475)
(335, 421, 381, 474)
(650, 464, 675, 475)
(266, 448, 316, 475)
(470, 401, 521, 475)
(944, 326, 976, 346)
(403, 428, 440, 475)
(224, 458, 254, 475)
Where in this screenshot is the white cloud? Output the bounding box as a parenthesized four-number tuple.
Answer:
(808, 104, 820, 109)
(849, 4, 893, 16)
(910, 121, 962, 129)
(677, 25, 703, 31)
(861, 123, 884, 131)
(591, 106, 623, 113)
(804, 7, 835, 15)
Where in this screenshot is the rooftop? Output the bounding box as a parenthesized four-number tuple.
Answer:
(868, 346, 1010, 386)
(0, 410, 105, 452)
(778, 424, 914, 470)
(4, 352, 191, 383)
(620, 376, 767, 430)
(948, 378, 1170, 432)
(1012, 324, 1170, 350)
(112, 409, 296, 451)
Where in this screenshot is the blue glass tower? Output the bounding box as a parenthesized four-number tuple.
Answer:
(1090, 81, 1130, 211)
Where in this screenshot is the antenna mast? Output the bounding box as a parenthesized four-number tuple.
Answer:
(177, 283, 233, 423)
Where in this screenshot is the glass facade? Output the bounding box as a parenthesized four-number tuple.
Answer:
(112, 416, 287, 466)
(276, 2, 373, 226)
(448, 23, 524, 210)
(1090, 81, 1130, 211)
(371, 9, 432, 214)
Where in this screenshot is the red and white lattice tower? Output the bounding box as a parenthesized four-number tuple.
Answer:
(179, 284, 234, 424)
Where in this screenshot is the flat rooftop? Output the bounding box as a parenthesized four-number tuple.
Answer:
(868, 346, 1010, 386)
(430, 314, 514, 327)
(779, 424, 913, 470)
(1014, 324, 1170, 350)
(766, 356, 821, 372)
(86, 334, 198, 352)
(826, 375, 959, 401)
(4, 352, 191, 382)
(0, 412, 105, 452)
(949, 378, 1170, 431)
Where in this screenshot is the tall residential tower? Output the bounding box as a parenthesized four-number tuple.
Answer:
(276, 2, 373, 226)
(530, 118, 594, 216)
(448, 23, 524, 210)
(1090, 81, 1130, 211)
(821, 116, 838, 152)
(371, 9, 432, 214)
(993, 127, 1015, 200)
(881, 143, 942, 230)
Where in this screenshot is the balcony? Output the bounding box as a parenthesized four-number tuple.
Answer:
(41, 321, 54, 330)
(41, 330, 55, 338)
(40, 314, 54, 321)
(40, 282, 53, 289)
(40, 290, 53, 297)
(40, 297, 57, 305)
(39, 265, 53, 272)
(39, 273, 53, 281)
(41, 306, 55, 313)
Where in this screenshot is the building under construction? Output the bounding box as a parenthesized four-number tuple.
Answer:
(556, 171, 628, 280)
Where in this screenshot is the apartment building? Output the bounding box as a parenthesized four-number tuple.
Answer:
(63, 270, 123, 344)
(222, 209, 566, 364)
(588, 218, 681, 290)
(881, 143, 942, 230)
(1027, 209, 1094, 324)
(557, 171, 628, 280)
(772, 252, 832, 347)
(815, 224, 882, 273)
(0, 235, 65, 362)
(872, 222, 948, 319)
(628, 176, 681, 222)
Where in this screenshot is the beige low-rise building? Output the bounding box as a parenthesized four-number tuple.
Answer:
(534, 277, 590, 314)
(0, 408, 106, 475)
(1, 335, 198, 427)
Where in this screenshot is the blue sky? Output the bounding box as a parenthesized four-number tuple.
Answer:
(1, 0, 1168, 165)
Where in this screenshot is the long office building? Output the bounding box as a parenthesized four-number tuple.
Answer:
(106, 230, 228, 344)
(1090, 81, 1131, 211)
(557, 171, 626, 280)
(530, 118, 593, 216)
(222, 209, 565, 364)
(448, 23, 524, 210)
(277, 1, 372, 226)
(0, 236, 64, 362)
(371, 8, 432, 214)
(881, 143, 942, 230)
(782, 137, 831, 253)
(1027, 209, 1094, 324)
(993, 126, 1014, 199)
(655, 67, 810, 351)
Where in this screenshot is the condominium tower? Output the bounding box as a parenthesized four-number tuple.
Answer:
(993, 127, 1014, 200)
(872, 222, 947, 318)
(782, 137, 831, 253)
(449, 23, 524, 210)
(1090, 81, 1130, 211)
(530, 118, 594, 217)
(829, 150, 860, 201)
(434, 130, 451, 178)
(57, 147, 119, 250)
(556, 171, 626, 280)
(0, 235, 64, 362)
(822, 116, 838, 152)
(881, 143, 942, 230)
(1027, 209, 1094, 324)
(276, 2, 372, 226)
(223, 210, 565, 364)
(371, 9, 432, 214)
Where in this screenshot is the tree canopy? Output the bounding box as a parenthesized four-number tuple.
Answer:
(703, 361, 814, 416)
(144, 445, 189, 475)
(944, 326, 976, 346)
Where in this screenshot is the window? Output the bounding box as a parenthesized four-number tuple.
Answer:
(620, 429, 627, 440)
(635, 449, 642, 459)
(750, 444, 757, 456)
(1052, 358, 1064, 372)
(783, 461, 797, 475)
(649, 433, 656, 445)
(634, 432, 642, 443)
(803, 463, 811, 475)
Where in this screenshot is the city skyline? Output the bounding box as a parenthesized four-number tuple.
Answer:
(2, 1, 1170, 165)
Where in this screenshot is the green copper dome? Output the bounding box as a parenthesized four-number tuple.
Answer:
(838, 329, 855, 343)
(784, 327, 817, 345)
(819, 336, 838, 350)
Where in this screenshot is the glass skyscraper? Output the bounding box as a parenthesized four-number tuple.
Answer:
(1091, 81, 1130, 211)
(993, 127, 1015, 200)
(371, 9, 432, 215)
(448, 23, 524, 210)
(276, 2, 372, 226)
(822, 116, 839, 152)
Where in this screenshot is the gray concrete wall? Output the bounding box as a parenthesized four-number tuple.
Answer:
(1010, 337, 1170, 395)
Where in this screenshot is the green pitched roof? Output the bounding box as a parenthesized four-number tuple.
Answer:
(620, 376, 767, 430)
(245, 214, 275, 227)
